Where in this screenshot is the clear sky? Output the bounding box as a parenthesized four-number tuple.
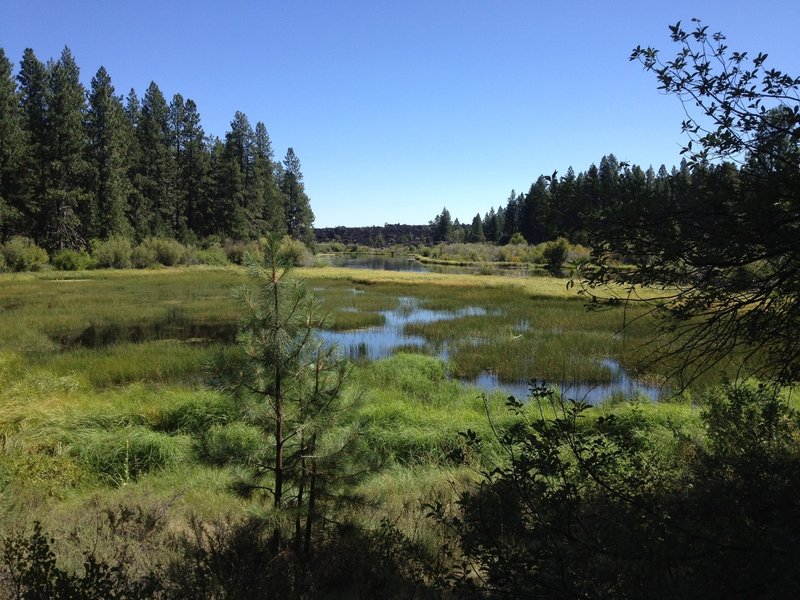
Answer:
(2, 0, 798, 227)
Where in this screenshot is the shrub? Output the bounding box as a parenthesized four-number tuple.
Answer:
(91, 236, 132, 269)
(144, 237, 185, 266)
(51, 249, 93, 271)
(278, 235, 312, 266)
(0, 250, 6, 272)
(508, 232, 527, 245)
(131, 243, 158, 268)
(1, 236, 49, 271)
(567, 243, 591, 264)
(224, 239, 261, 264)
(543, 237, 569, 270)
(193, 244, 229, 266)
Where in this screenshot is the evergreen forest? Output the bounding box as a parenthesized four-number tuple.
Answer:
(0, 46, 314, 253)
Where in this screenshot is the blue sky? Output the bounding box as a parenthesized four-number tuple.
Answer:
(2, 1, 798, 227)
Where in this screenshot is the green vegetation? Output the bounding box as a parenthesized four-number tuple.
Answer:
(0, 46, 314, 257)
(0, 263, 674, 593)
(2, 18, 799, 599)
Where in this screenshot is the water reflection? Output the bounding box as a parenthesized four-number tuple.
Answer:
(318, 297, 485, 360)
(324, 254, 547, 276)
(470, 359, 662, 404)
(320, 297, 661, 405)
(325, 254, 438, 272)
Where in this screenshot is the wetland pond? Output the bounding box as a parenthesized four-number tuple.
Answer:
(323, 253, 546, 276)
(56, 259, 661, 404)
(318, 296, 662, 404)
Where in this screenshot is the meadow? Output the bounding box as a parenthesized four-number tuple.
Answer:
(0, 264, 702, 584)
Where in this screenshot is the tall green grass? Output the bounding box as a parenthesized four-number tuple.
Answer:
(0, 264, 710, 564)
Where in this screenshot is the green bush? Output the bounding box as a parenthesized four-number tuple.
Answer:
(131, 243, 158, 268)
(192, 244, 229, 266)
(224, 239, 261, 264)
(0, 250, 6, 272)
(278, 235, 312, 266)
(51, 248, 93, 271)
(508, 232, 527, 245)
(543, 237, 569, 270)
(91, 236, 132, 269)
(141, 237, 185, 266)
(1, 236, 49, 271)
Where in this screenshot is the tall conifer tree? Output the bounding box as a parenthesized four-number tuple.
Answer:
(280, 147, 313, 243)
(137, 81, 174, 236)
(17, 48, 49, 241)
(86, 66, 130, 239)
(0, 49, 24, 240)
(44, 47, 90, 249)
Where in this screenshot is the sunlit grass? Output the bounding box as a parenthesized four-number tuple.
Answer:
(0, 263, 707, 553)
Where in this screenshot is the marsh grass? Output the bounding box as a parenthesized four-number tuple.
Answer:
(0, 264, 712, 571)
(30, 341, 218, 387)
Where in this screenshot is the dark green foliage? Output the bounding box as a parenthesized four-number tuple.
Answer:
(437, 383, 800, 599)
(86, 66, 131, 240)
(280, 147, 314, 243)
(430, 207, 452, 243)
(135, 82, 174, 237)
(466, 213, 484, 242)
(16, 48, 49, 241)
(1, 521, 162, 599)
(0, 49, 24, 241)
(584, 22, 800, 384)
(43, 47, 91, 250)
(0, 46, 302, 249)
(164, 516, 442, 599)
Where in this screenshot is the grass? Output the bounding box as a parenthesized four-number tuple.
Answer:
(0, 263, 713, 565)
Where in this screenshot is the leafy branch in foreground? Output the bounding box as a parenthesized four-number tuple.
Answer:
(434, 383, 800, 598)
(584, 20, 800, 385)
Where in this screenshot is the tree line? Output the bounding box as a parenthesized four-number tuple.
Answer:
(0, 46, 314, 252)
(431, 153, 703, 246)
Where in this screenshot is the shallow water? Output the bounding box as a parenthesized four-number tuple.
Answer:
(58, 292, 661, 404)
(323, 253, 547, 276)
(324, 254, 440, 272)
(469, 359, 662, 404)
(319, 297, 662, 404)
(318, 297, 485, 360)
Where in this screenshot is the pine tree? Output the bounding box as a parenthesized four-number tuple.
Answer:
(17, 48, 49, 241)
(179, 98, 209, 238)
(86, 66, 131, 239)
(520, 176, 552, 244)
(137, 81, 174, 236)
(44, 47, 91, 249)
(280, 147, 313, 243)
(501, 190, 520, 243)
(224, 111, 255, 237)
(122, 88, 148, 240)
(468, 212, 485, 242)
(214, 237, 350, 555)
(210, 138, 248, 239)
(253, 121, 284, 236)
(431, 207, 452, 242)
(0, 48, 25, 240)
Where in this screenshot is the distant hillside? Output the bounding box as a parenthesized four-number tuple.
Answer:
(315, 224, 433, 247)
